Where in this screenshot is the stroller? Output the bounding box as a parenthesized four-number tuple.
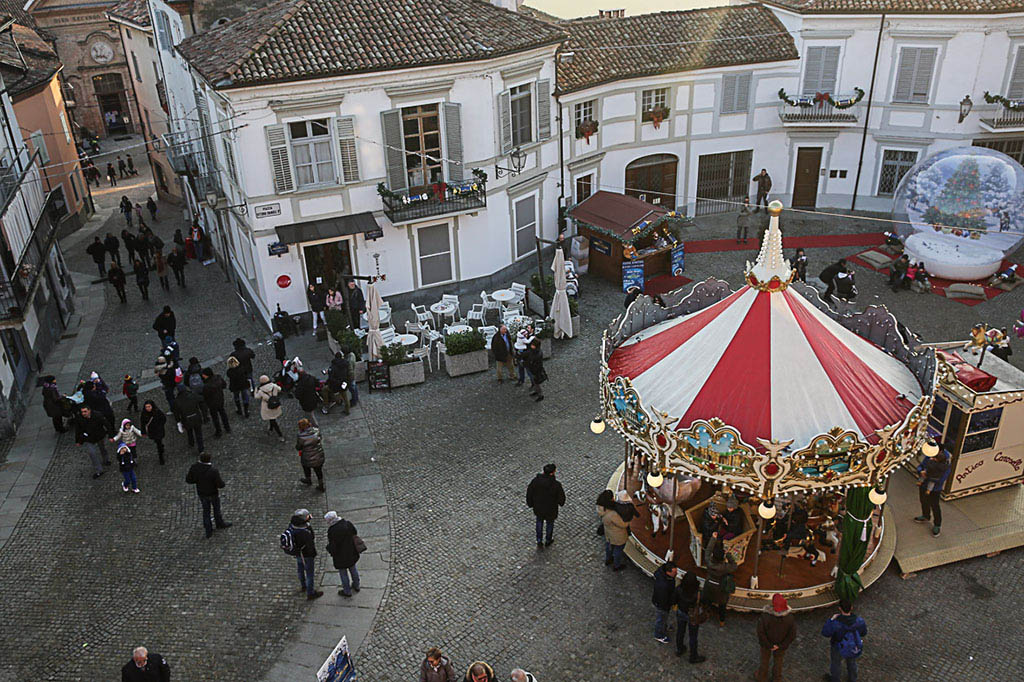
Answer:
(319, 365, 351, 415)
(273, 356, 304, 396)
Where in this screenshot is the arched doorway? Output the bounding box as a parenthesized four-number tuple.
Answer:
(625, 154, 677, 209)
(92, 73, 131, 135)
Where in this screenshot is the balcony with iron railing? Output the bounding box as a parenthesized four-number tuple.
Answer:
(979, 107, 1024, 133)
(379, 174, 487, 225)
(0, 146, 35, 216)
(778, 93, 862, 126)
(0, 190, 63, 322)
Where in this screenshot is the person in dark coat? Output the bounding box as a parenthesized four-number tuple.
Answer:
(226, 356, 251, 417)
(674, 571, 705, 662)
(325, 510, 360, 596)
(174, 385, 205, 454)
(40, 375, 66, 432)
(293, 368, 320, 427)
(915, 449, 951, 536)
(121, 646, 170, 682)
(307, 283, 327, 335)
(126, 153, 138, 176)
(346, 280, 366, 330)
(230, 337, 256, 390)
(651, 561, 678, 643)
(153, 307, 176, 340)
(295, 418, 325, 491)
(183, 357, 209, 422)
(756, 593, 797, 682)
(133, 259, 150, 300)
(819, 258, 847, 302)
(526, 463, 566, 548)
(81, 380, 115, 436)
(135, 230, 153, 270)
(821, 599, 867, 682)
(419, 647, 456, 682)
(107, 162, 117, 186)
(104, 233, 121, 265)
(139, 400, 167, 464)
(624, 286, 642, 309)
(167, 247, 187, 286)
(119, 230, 136, 266)
(751, 168, 772, 211)
(522, 339, 545, 402)
(793, 248, 808, 283)
(834, 270, 857, 302)
(107, 262, 127, 303)
(704, 534, 738, 626)
(155, 355, 178, 411)
(200, 368, 230, 438)
(736, 198, 753, 243)
(491, 324, 515, 383)
(146, 196, 158, 222)
(320, 351, 351, 415)
(74, 405, 109, 478)
(86, 236, 107, 277)
(288, 509, 323, 600)
(118, 155, 128, 179)
(185, 453, 231, 538)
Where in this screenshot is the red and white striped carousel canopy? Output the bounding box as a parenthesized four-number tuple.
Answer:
(608, 214, 923, 450)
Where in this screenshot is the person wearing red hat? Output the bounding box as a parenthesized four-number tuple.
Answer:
(756, 593, 796, 681)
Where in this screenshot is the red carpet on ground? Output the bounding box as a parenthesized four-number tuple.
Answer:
(847, 247, 1018, 307)
(645, 274, 693, 296)
(685, 232, 885, 254)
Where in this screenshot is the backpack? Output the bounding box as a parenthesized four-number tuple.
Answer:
(280, 526, 298, 555)
(187, 371, 204, 390)
(837, 624, 864, 659)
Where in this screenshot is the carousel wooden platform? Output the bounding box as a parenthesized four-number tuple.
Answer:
(889, 469, 1024, 576)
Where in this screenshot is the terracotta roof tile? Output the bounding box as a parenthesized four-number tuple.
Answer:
(179, 0, 566, 88)
(763, 0, 1024, 14)
(107, 0, 152, 27)
(557, 4, 798, 94)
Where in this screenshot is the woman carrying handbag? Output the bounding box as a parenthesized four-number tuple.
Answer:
(677, 572, 708, 664)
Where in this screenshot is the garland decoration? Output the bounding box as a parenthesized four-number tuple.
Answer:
(778, 87, 865, 110)
(983, 91, 1024, 111)
(377, 168, 488, 203)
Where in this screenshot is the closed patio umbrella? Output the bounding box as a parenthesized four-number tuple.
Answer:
(366, 283, 385, 361)
(551, 248, 573, 339)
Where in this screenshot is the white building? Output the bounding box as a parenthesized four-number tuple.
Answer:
(154, 0, 1024, 326)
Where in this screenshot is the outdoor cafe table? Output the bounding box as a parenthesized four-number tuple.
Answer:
(395, 333, 419, 346)
(429, 300, 456, 326)
(446, 324, 471, 335)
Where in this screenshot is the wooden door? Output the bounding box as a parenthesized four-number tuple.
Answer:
(625, 154, 677, 209)
(792, 147, 822, 208)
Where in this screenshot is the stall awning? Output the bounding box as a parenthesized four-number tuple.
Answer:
(568, 191, 675, 243)
(275, 212, 380, 244)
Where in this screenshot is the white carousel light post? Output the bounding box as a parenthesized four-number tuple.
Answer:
(750, 498, 777, 589)
(590, 417, 606, 434)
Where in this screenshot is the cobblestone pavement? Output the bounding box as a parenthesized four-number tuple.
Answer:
(0, 189, 1022, 681)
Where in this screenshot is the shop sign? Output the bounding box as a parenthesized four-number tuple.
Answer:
(622, 260, 645, 293)
(590, 236, 612, 256)
(255, 203, 282, 218)
(276, 275, 292, 289)
(268, 241, 289, 256)
(671, 243, 685, 276)
(364, 224, 384, 241)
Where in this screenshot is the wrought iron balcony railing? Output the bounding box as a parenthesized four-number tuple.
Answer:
(979, 108, 1024, 130)
(0, 190, 63, 322)
(380, 178, 487, 224)
(779, 99, 860, 125)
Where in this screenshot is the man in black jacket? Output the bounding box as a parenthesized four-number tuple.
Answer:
(652, 561, 678, 643)
(74, 405, 109, 478)
(185, 453, 231, 538)
(819, 258, 847, 302)
(104, 233, 121, 266)
(174, 385, 205, 454)
(289, 509, 323, 600)
(121, 646, 170, 682)
(200, 368, 230, 438)
(346, 280, 366, 330)
(230, 337, 256, 390)
(491, 324, 515, 383)
(293, 368, 319, 426)
(86, 236, 107, 277)
(526, 463, 565, 548)
(153, 306, 176, 340)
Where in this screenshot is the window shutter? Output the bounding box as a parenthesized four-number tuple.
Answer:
(498, 90, 512, 155)
(820, 47, 839, 93)
(536, 79, 552, 139)
(155, 11, 171, 50)
(893, 47, 918, 102)
(802, 47, 825, 95)
(335, 116, 359, 184)
(736, 73, 751, 110)
(193, 89, 217, 176)
(380, 109, 406, 191)
(721, 75, 737, 113)
(1009, 47, 1024, 100)
(442, 102, 463, 183)
(911, 48, 937, 102)
(264, 124, 294, 194)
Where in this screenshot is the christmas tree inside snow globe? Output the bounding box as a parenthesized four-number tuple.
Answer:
(893, 146, 1024, 280)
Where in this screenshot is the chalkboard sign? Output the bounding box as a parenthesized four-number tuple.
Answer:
(367, 361, 390, 391)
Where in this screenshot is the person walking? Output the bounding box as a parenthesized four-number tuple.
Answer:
(117, 155, 128, 179)
(167, 247, 187, 286)
(154, 251, 170, 290)
(751, 168, 772, 211)
(736, 198, 753, 243)
(113, 417, 143, 460)
(821, 599, 867, 682)
(306, 283, 326, 335)
(463, 662, 496, 682)
(915, 448, 950, 536)
(155, 355, 178, 412)
(135, 230, 152, 270)
(491, 324, 515, 383)
(225, 356, 251, 417)
(107, 162, 117, 186)
(286, 509, 323, 600)
(122, 374, 139, 412)
(819, 259, 847, 302)
(86, 236, 108, 277)
(104, 232, 122, 266)
(116, 444, 140, 494)
(174, 384, 206, 454)
(652, 560, 678, 644)
(522, 339, 546, 402)
(526, 463, 565, 548)
(674, 571, 705, 663)
(295, 418, 325, 491)
(704, 533, 738, 627)
(756, 593, 796, 682)
(140, 400, 167, 464)
(122, 229, 137, 264)
(153, 306, 176, 341)
(230, 338, 257, 390)
(74, 405, 110, 478)
(108, 262, 128, 303)
(293, 368, 320, 427)
(321, 351, 351, 415)
(121, 646, 170, 682)
(41, 376, 67, 433)
(419, 647, 456, 682)
(183, 357, 209, 422)
(597, 489, 629, 571)
(513, 324, 535, 386)
(794, 248, 808, 283)
(133, 259, 150, 300)
(126, 153, 138, 176)
(255, 375, 285, 442)
(325, 510, 360, 597)
(200, 368, 231, 438)
(346, 279, 366, 330)
(120, 196, 133, 226)
(190, 222, 206, 261)
(146, 196, 158, 222)
(82, 379, 116, 436)
(185, 453, 231, 538)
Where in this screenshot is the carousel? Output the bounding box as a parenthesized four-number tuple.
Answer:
(596, 201, 937, 610)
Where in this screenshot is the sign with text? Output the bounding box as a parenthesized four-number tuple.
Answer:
(590, 236, 612, 256)
(671, 243, 686, 276)
(368, 361, 390, 392)
(255, 203, 282, 218)
(317, 636, 357, 682)
(268, 242, 289, 257)
(622, 260, 645, 293)
(951, 448, 1024, 492)
(363, 224, 384, 241)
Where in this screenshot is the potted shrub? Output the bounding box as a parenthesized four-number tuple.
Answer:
(381, 343, 424, 387)
(334, 327, 368, 382)
(325, 309, 347, 353)
(535, 322, 554, 359)
(445, 330, 489, 377)
(570, 297, 581, 337)
(528, 272, 554, 316)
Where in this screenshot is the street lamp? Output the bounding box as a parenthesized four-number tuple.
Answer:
(646, 469, 664, 488)
(922, 441, 939, 458)
(868, 486, 888, 506)
(958, 95, 973, 123)
(495, 147, 527, 178)
(590, 417, 605, 434)
(757, 500, 777, 519)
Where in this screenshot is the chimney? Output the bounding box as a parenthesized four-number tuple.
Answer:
(598, 9, 625, 18)
(491, 0, 522, 11)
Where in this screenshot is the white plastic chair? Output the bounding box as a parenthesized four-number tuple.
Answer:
(466, 303, 485, 326)
(481, 290, 502, 320)
(411, 345, 432, 372)
(510, 282, 527, 304)
(380, 327, 396, 346)
(411, 303, 432, 325)
(435, 340, 447, 368)
(440, 293, 461, 324)
(406, 320, 425, 336)
(480, 325, 498, 347)
(502, 304, 523, 322)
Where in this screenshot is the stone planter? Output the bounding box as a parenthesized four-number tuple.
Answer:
(540, 337, 552, 359)
(526, 289, 548, 316)
(445, 349, 489, 377)
(354, 360, 367, 383)
(571, 315, 581, 337)
(327, 333, 341, 355)
(389, 360, 425, 387)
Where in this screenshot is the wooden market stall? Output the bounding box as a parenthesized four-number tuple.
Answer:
(568, 191, 690, 285)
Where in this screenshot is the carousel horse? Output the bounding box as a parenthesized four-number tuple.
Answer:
(964, 324, 987, 355)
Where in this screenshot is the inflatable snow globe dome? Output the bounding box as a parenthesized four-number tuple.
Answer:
(893, 146, 1024, 280)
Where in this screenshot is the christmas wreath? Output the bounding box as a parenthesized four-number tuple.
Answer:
(575, 119, 599, 143)
(983, 91, 1024, 110)
(778, 87, 865, 110)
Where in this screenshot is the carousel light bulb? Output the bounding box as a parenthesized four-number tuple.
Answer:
(647, 470, 665, 488)
(758, 501, 777, 519)
(868, 487, 887, 506)
(590, 417, 606, 435)
(922, 441, 939, 457)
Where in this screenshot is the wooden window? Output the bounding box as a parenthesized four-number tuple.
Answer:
(510, 84, 533, 147)
(288, 119, 335, 188)
(641, 88, 668, 122)
(513, 193, 538, 260)
(721, 73, 752, 114)
(575, 174, 593, 203)
(417, 223, 453, 286)
(1008, 46, 1024, 100)
(401, 104, 442, 191)
(574, 100, 595, 128)
(802, 46, 840, 95)
(893, 47, 937, 103)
